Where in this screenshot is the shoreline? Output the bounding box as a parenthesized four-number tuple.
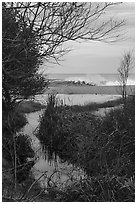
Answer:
(46, 84, 135, 95)
(19, 95, 124, 114)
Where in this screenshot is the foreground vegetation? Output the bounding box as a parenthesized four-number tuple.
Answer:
(36, 95, 135, 201)
(2, 95, 135, 201)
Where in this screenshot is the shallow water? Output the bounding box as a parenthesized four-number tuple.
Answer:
(22, 109, 86, 189)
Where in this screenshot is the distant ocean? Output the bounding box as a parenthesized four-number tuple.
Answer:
(47, 73, 135, 86)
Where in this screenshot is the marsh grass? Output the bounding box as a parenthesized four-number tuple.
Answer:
(36, 94, 135, 201)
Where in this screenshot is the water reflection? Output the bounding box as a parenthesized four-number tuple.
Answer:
(23, 110, 86, 189)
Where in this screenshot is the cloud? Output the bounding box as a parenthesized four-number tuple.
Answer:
(104, 3, 135, 26)
(107, 2, 135, 14)
(46, 3, 135, 74)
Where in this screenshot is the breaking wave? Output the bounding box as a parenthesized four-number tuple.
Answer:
(105, 79, 135, 86)
(65, 74, 135, 86)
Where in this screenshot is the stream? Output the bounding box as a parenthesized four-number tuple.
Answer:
(22, 94, 121, 189)
(22, 110, 86, 189)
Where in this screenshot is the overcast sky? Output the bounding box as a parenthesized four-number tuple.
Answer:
(44, 2, 135, 74)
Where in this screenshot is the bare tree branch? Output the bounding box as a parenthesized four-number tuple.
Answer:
(118, 50, 134, 100)
(4, 2, 125, 63)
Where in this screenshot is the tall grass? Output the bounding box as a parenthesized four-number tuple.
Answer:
(36, 94, 135, 201)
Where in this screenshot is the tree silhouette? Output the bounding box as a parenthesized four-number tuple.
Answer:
(2, 3, 47, 110)
(118, 51, 134, 100)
